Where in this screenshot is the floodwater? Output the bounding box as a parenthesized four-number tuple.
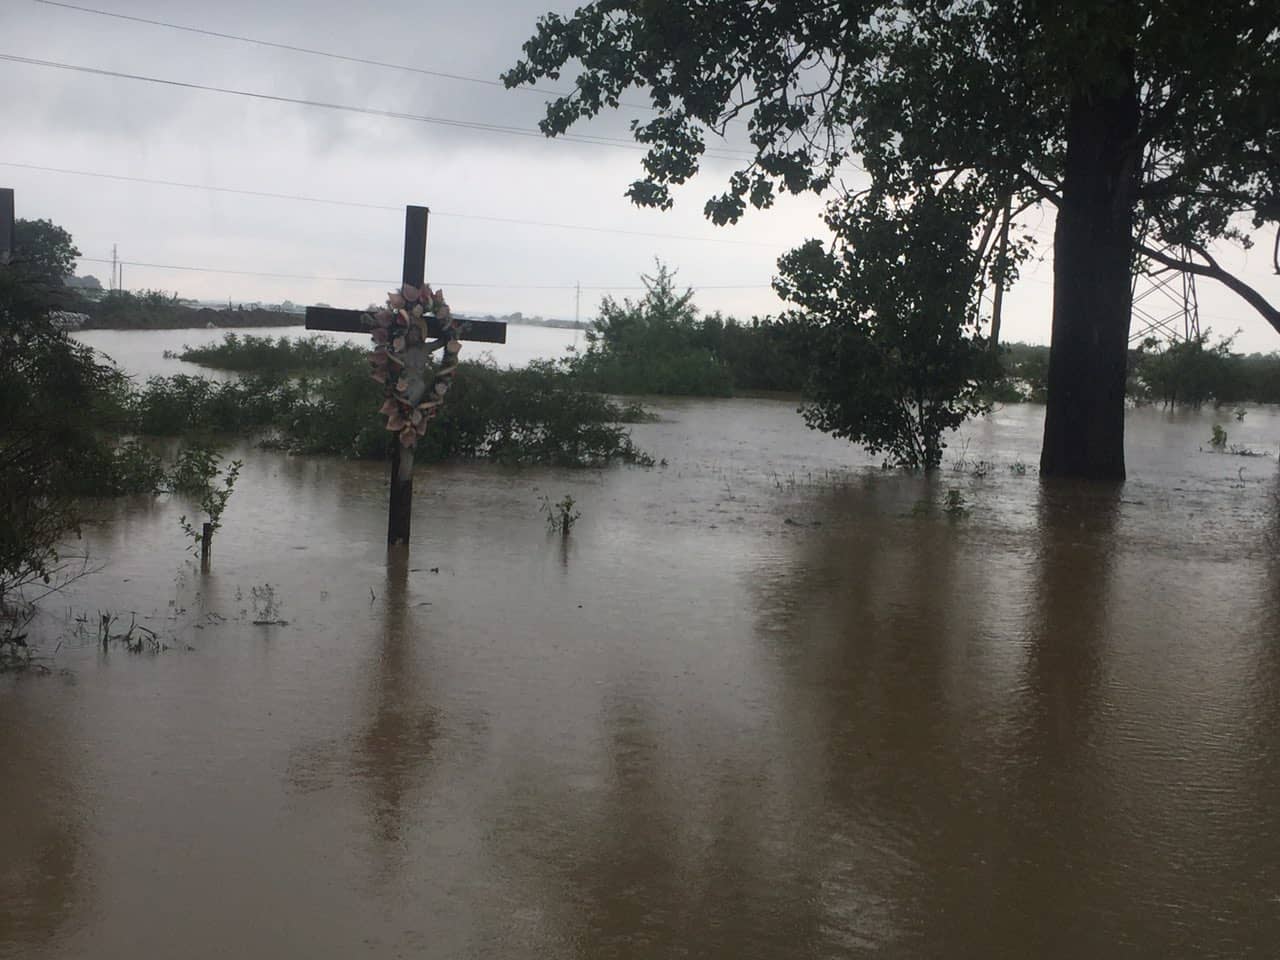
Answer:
(4, 382, 1280, 956)
(72, 322, 582, 380)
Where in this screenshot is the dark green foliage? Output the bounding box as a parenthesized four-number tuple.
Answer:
(176, 452, 243, 554)
(701, 313, 807, 393)
(130, 375, 305, 436)
(1225, 354, 1280, 405)
(565, 262, 805, 395)
(277, 359, 651, 467)
(1136, 335, 1237, 408)
(12, 219, 80, 289)
(173, 334, 364, 374)
(779, 189, 997, 470)
(167, 444, 225, 494)
(425, 361, 653, 466)
(569, 263, 733, 396)
(268, 361, 387, 459)
(1, 268, 114, 600)
(143, 334, 653, 466)
(81, 440, 167, 497)
(82, 290, 297, 330)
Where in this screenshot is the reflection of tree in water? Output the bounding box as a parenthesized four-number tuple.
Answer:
(478, 480, 992, 956)
(746, 482, 999, 953)
(0, 690, 86, 952)
(736, 480, 1131, 953)
(1239, 470, 1280, 939)
(486, 688, 831, 958)
(993, 480, 1121, 953)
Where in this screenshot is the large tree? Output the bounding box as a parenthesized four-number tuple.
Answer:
(13, 218, 80, 290)
(505, 0, 1280, 480)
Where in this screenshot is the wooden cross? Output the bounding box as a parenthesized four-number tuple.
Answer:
(305, 205, 506, 548)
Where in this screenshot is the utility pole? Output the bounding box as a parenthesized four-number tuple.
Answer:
(0, 188, 14, 266)
(111, 243, 119, 291)
(574, 280, 582, 349)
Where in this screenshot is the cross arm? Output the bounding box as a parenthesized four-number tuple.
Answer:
(305, 306, 507, 343)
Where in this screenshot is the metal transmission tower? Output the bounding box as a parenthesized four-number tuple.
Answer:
(1129, 243, 1202, 346)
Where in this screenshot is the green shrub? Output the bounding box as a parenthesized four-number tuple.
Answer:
(173, 334, 364, 374)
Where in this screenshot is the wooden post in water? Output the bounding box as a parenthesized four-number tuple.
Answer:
(388, 206, 428, 547)
(0, 188, 14, 266)
(200, 522, 213, 572)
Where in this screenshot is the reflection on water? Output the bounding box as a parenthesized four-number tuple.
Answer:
(71, 323, 579, 381)
(3, 399, 1280, 957)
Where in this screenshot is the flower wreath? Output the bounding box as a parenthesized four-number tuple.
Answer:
(365, 283, 463, 449)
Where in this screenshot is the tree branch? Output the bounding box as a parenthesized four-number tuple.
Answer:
(1137, 242, 1280, 336)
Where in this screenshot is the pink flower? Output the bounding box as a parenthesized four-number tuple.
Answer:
(386, 409, 406, 431)
(401, 283, 420, 303)
(389, 291, 405, 309)
(378, 398, 398, 416)
(372, 327, 388, 344)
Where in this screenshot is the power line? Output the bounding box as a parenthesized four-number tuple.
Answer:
(76, 256, 773, 291)
(32, 0, 657, 111)
(0, 53, 758, 162)
(0, 160, 776, 247)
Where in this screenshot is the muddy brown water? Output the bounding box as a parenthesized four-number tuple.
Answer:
(3, 398, 1280, 958)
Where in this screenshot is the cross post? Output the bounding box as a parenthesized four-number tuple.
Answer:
(387, 204, 428, 547)
(305, 205, 506, 549)
(1, 188, 14, 266)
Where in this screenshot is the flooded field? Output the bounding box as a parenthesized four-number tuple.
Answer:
(4, 395, 1280, 958)
(72, 322, 583, 380)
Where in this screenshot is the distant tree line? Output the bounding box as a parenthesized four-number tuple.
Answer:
(994, 337, 1280, 408)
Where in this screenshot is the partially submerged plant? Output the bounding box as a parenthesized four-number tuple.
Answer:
(1210, 424, 1228, 449)
(942, 488, 969, 518)
(175, 450, 243, 565)
(540, 494, 581, 536)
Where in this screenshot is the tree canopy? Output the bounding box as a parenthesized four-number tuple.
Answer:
(13, 218, 80, 290)
(507, 2, 1277, 279)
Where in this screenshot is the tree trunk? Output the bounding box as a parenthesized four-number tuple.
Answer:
(1040, 74, 1141, 481)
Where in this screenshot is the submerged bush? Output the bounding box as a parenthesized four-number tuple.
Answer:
(172, 333, 364, 374)
(277, 358, 651, 466)
(130, 374, 306, 435)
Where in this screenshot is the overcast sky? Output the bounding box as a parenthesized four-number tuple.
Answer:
(2, 0, 1278, 351)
